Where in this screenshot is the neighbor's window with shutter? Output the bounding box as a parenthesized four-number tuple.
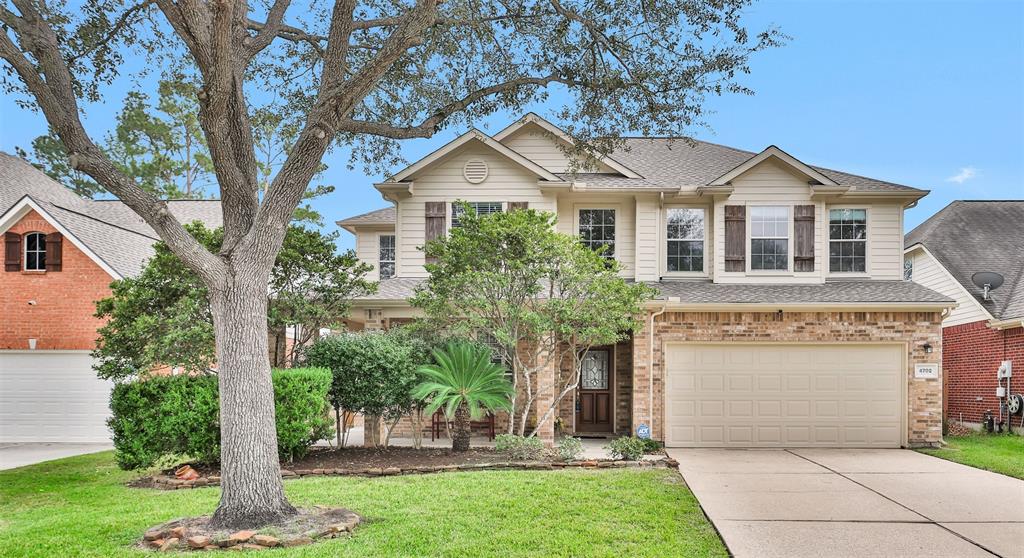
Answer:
(24, 232, 46, 271)
(666, 208, 705, 272)
(579, 208, 616, 259)
(378, 234, 395, 279)
(451, 201, 502, 228)
(829, 209, 867, 273)
(750, 206, 789, 271)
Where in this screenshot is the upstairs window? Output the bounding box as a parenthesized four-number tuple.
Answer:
(829, 209, 867, 273)
(750, 206, 789, 271)
(579, 208, 616, 259)
(904, 258, 913, 281)
(666, 208, 705, 272)
(451, 201, 502, 228)
(24, 232, 46, 271)
(378, 234, 396, 279)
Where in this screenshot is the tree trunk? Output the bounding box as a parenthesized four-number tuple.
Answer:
(209, 278, 296, 529)
(452, 402, 471, 452)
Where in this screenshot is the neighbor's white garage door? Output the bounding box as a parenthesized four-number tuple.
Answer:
(664, 344, 903, 448)
(0, 351, 113, 442)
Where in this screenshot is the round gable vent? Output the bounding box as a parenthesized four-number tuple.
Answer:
(463, 159, 489, 184)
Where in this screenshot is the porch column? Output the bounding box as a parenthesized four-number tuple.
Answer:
(631, 314, 653, 439)
(535, 346, 557, 447)
(362, 308, 384, 447)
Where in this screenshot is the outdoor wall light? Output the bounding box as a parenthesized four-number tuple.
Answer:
(922, 342, 933, 354)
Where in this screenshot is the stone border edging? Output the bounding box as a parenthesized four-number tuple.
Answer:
(140, 457, 680, 490)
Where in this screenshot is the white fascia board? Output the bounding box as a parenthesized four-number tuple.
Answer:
(709, 145, 841, 188)
(390, 129, 560, 182)
(0, 196, 122, 280)
(493, 113, 643, 179)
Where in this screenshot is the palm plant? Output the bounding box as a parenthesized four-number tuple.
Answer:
(413, 341, 514, 452)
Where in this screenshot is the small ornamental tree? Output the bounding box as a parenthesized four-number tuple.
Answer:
(94, 223, 374, 380)
(411, 205, 653, 437)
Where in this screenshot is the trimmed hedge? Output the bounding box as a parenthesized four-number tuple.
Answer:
(109, 368, 332, 470)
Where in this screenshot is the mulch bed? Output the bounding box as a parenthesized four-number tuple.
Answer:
(130, 446, 676, 490)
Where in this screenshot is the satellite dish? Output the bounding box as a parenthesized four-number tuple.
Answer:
(972, 272, 1004, 300)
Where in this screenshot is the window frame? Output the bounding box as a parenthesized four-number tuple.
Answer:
(23, 231, 46, 272)
(449, 201, 504, 229)
(576, 207, 617, 260)
(378, 233, 396, 279)
(827, 206, 871, 276)
(661, 206, 709, 277)
(747, 205, 793, 273)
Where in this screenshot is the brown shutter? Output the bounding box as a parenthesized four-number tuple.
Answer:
(424, 201, 446, 264)
(724, 205, 746, 272)
(4, 232, 21, 272)
(45, 231, 63, 272)
(508, 201, 528, 211)
(794, 205, 815, 272)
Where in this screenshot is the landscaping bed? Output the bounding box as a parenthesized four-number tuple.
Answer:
(131, 446, 677, 490)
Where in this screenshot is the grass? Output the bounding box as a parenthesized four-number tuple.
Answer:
(918, 433, 1024, 480)
(0, 452, 726, 558)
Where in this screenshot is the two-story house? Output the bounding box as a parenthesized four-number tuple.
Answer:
(338, 114, 954, 448)
(0, 153, 222, 443)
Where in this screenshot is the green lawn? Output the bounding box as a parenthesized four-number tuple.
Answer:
(918, 434, 1024, 480)
(0, 452, 725, 557)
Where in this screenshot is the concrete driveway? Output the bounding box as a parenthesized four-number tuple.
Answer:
(667, 448, 1023, 558)
(0, 442, 112, 470)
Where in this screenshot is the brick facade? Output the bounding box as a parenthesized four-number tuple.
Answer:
(631, 311, 945, 447)
(0, 210, 113, 350)
(943, 321, 1023, 424)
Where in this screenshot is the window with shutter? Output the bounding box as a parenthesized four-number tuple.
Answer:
(750, 206, 790, 271)
(793, 205, 815, 272)
(724, 206, 746, 272)
(424, 201, 446, 264)
(451, 201, 502, 228)
(23, 232, 46, 271)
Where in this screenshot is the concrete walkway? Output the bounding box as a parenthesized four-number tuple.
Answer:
(667, 448, 1023, 558)
(0, 442, 112, 470)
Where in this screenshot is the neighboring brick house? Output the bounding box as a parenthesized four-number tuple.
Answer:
(338, 113, 954, 448)
(904, 201, 1024, 431)
(0, 153, 221, 442)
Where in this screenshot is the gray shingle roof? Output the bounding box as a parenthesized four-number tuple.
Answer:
(0, 151, 222, 277)
(336, 206, 396, 227)
(648, 280, 953, 305)
(906, 200, 1024, 321)
(357, 277, 424, 301)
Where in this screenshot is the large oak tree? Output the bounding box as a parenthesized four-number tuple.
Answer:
(0, 0, 780, 528)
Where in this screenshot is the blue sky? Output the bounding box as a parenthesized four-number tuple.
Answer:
(1, 0, 1021, 252)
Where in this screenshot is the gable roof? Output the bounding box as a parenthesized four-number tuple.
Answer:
(337, 206, 396, 232)
(0, 152, 222, 278)
(389, 129, 562, 183)
(708, 145, 841, 188)
(905, 200, 1024, 321)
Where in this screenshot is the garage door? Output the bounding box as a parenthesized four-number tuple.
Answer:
(664, 344, 903, 448)
(0, 352, 113, 442)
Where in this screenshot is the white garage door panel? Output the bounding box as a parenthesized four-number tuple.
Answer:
(0, 352, 113, 442)
(665, 344, 903, 448)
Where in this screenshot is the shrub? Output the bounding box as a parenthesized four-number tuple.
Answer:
(108, 368, 332, 470)
(495, 434, 546, 460)
(606, 436, 647, 461)
(555, 436, 584, 461)
(640, 438, 663, 453)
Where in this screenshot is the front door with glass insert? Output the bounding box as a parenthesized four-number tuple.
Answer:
(576, 350, 613, 433)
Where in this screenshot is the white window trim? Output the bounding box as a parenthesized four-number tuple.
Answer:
(661, 205, 709, 278)
(447, 200, 505, 231)
(746, 204, 794, 274)
(23, 231, 46, 272)
(574, 204, 619, 261)
(378, 233, 396, 279)
(826, 205, 872, 277)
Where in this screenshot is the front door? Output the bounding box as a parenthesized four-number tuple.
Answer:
(576, 350, 613, 433)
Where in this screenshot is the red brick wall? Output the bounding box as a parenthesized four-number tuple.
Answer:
(0, 210, 114, 350)
(943, 321, 1023, 423)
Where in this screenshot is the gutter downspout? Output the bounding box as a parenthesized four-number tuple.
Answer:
(648, 303, 668, 435)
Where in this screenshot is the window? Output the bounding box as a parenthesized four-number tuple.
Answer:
(829, 209, 867, 273)
(378, 235, 395, 279)
(451, 201, 502, 227)
(24, 232, 46, 271)
(477, 331, 512, 378)
(579, 209, 615, 258)
(750, 206, 789, 271)
(904, 258, 913, 281)
(666, 208, 705, 272)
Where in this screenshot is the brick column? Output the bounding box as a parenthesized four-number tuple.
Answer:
(631, 315, 652, 439)
(362, 308, 383, 447)
(535, 346, 557, 447)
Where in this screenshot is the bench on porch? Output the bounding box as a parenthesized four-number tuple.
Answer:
(430, 409, 496, 441)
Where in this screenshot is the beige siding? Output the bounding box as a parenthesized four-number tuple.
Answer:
(555, 194, 636, 277)
(353, 227, 394, 281)
(498, 123, 614, 173)
(907, 246, 990, 326)
(397, 142, 556, 277)
(635, 195, 660, 281)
